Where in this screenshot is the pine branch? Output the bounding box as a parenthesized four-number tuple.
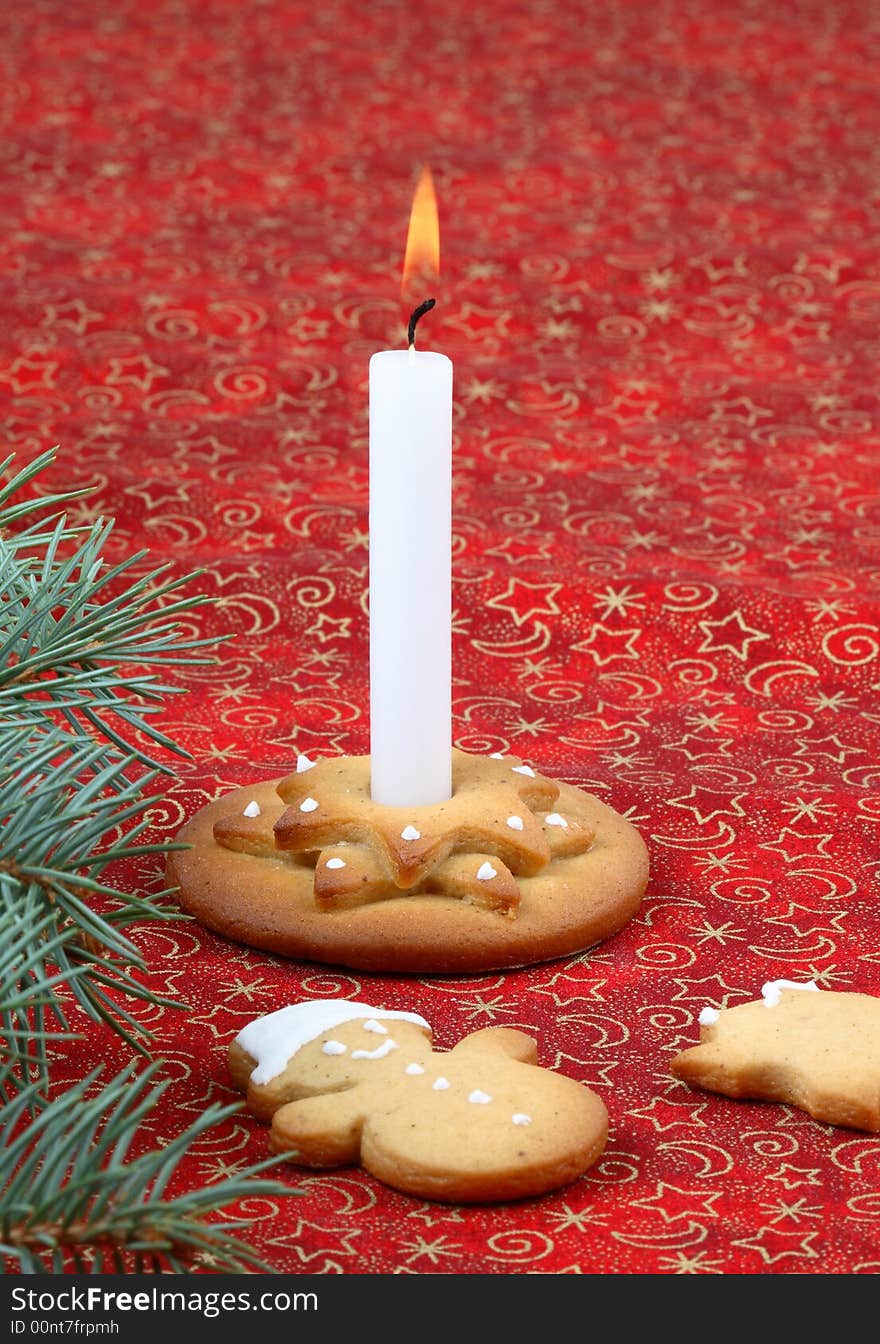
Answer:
(0, 469, 217, 772)
(0, 898, 89, 1104)
(0, 451, 217, 1090)
(0, 453, 302, 1272)
(0, 1064, 296, 1274)
(0, 721, 187, 1087)
(0, 448, 91, 526)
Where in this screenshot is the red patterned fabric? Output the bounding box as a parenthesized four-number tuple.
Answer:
(3, 0, 880, 1275)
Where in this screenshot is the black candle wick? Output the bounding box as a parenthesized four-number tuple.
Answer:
(407, 298, 436, 348)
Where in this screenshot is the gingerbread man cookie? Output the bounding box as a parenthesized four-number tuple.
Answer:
(671, 979, 880, 1131)
(230, 999, 609, 1202)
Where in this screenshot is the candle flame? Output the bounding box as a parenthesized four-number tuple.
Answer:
(402, 165, 440, 293)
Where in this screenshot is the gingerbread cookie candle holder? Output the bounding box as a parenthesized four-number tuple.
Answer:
(171, 192, 648, 971)
(170, 748, 648, 973)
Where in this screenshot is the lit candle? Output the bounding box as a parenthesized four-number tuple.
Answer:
(369, 306, 452, 807)
(369, 171, 452, 807)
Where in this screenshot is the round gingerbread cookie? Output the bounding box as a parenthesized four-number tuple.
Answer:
(169, 750, 648, 972)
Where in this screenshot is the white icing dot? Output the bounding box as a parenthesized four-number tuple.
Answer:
(352, 1038, 398, 1061)
(512, 1113, 532, 1126)
(401, 825, 421, 841)
(325, 857, 346, 870)
(362, 1019, 388, 1035)
(432, 1077, 451, 1091)
(322, 1040, 346, 1056)
(405, 1063, 425, 1076)
(243, 800, 261, 818)
(489, 752, 505, 759)
(296, 754, 316, 772)
(761, 979, 820, 1008)
(476, 862, 497, 881)
(545, 812, 568, 828)
(468, 1089, 492, 1104)
(512, 764, 536, 778)
(698, 1007, 720, 1026)
(300, 797, 319, 813)
(506, 815, 524, 831)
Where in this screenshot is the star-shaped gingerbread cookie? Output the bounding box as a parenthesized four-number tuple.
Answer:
(213, 749, 594, 916)
(670, 980, 880, 1131)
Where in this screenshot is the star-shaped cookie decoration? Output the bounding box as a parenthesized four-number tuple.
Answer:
(671, 983, 880, 1132)
(213, 749, 595, 917)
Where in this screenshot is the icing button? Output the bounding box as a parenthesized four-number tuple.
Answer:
(300, 797, 319, 813)
(476, 862, 497, 881)
(243, 800, 261, 818)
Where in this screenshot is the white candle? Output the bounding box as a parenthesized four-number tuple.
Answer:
(369, 344, 452, 806)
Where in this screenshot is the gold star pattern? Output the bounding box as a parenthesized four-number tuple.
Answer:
(486, 579, 563, 627)
(105, 352, 169, 390)
(631, 1182, 722, 1223)
(593, 584, 646, 619)
(0, 355, 58, 391)
(597, 394, 660, 425)
(731, 1227, 821, 1267)
(709, 396, 773, 426)
(546, 1202, 609, 1233)
(793, 733, 865, 763)
(643, 267, 676, 290)
(693, 853, 746, 875)
(668, 786, 747, 826)
(759, 828, 834, 862)
(304, 612, 352, 642)
(399, 1235, 463, 1266)
(456, 994, 518, 1023)
(663, 735, 735, 762)
(761, 1196, 822, 1225)
(765, 1165, 823, 1191)
(697, 610, 770, 661)
(627, 1096, 710, 1132)
(640, 297, 678, 323)
(42, 298, 103, 333)
(692, 919, 746, 945)
(265, 1220, 362, 1264)
(656, 1250, 724, 1275)
(485, 536, 556, 566)
(780, 797, 836, 824)
(572, 624, 642, 665)
(804, 690, 857, 714)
